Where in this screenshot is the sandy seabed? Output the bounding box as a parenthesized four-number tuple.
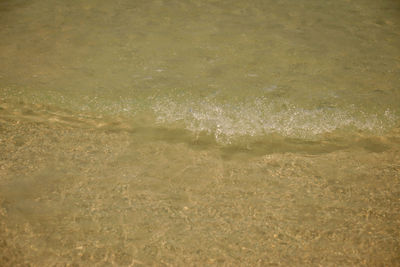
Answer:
(0, 109, 400, 266)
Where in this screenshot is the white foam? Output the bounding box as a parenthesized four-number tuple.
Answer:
(152, 96, 398, 143)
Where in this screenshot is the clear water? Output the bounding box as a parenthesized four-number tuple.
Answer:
(1, 0, 399, 142)
(1, 0, 400, 265)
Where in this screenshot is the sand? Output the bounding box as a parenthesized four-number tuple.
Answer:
(1, 105, 399, 266)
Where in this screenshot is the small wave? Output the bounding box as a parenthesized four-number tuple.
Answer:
(152, 96, 398, 143)
(1, 87, 398, 145)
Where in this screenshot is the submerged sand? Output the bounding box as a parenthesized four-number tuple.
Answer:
(1, 0, 400, 265)
(0, 106, 399, 266)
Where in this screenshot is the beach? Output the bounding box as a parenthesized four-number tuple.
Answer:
(1, 0, 400, 265)
(1, 102, 399, 265)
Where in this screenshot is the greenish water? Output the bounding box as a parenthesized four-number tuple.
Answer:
(1, 0, 400, 265)
(1, 0, 400, 142)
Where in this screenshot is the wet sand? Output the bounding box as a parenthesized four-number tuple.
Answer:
(1, 105, 399, 266)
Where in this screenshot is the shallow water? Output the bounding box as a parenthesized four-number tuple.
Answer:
(1, 0, 400, 265)
(1, 0, 400, 141)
